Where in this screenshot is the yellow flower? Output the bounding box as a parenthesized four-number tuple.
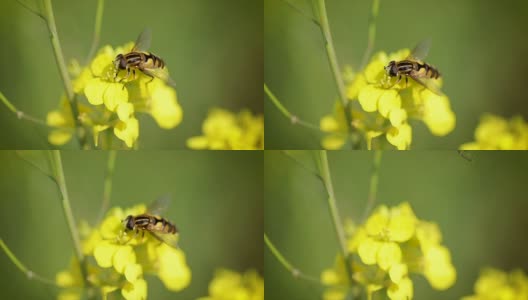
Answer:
(47, 43, 183, 149)
(46, 96, 91, 146)
(198, 269, 264, 300)
(319, 101, 349, 150)
(55, 204, 191, 300)
(187, 108, 264, 150)
(460, 114, 528, 150)
(423, 245, 456, 290)
(321, 49, 456, 150)
(463, 268, 528, 300)
(321, 202, 456, 300)
(387, 277, 413, 300)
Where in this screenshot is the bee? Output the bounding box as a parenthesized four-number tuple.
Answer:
(384, 39, 443, 95)
(122, 195, 179, 249)
(113, 29, 177, 88)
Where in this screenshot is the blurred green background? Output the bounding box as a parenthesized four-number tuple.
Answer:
(265, 0, 528, 149)
(0, 0, 262, 149)
(265, 150, 528, 299)
(0, 150, 263, 299)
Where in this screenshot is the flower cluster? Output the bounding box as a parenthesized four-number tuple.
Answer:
(47, 43, 183, 149)
(197, 269, 264, 300)
(460, 114, 528, 150)
(320, 50, 456, 150)
(462, 268, 528, 300)
(186, 108, 264, 150)
(56, 204, 191, 300)
(321, 202, 456, 300)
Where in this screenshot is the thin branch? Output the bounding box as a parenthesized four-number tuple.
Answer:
(0, 239, 59, 287)
(312, 0, 356, 147)
(97, 150, 117, 223)
(318, 151, 354, 286)
(264, 233, 321, 283)
(361, 151, 382, 222)
(0, 91, 71, 130)
(14, 0, 45, 20)
(42, 0, 87, 148)
(264, 83, 322, 132)
(85, 0, 105, 63)
(49, 151, 88, 287)
(360, 0, 381, 70)
(281, 150, 322, 180)
(16, 151, 56, 183)
(280, 0, 320, 25)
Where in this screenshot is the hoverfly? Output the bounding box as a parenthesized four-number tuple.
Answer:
(113, 29, 177, 88)
(384, 39, 443, 95)
(121, 195, 179, 249)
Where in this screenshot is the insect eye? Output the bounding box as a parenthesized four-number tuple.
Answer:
(119, 58, 127, 69)
(124, 215, 134, 230)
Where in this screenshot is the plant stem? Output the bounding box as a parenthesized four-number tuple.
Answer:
(281, 150, 322, 180)
(360, 0, 381, 70)
(280, 0, 320, 25)
(264, 233, 320, 283)
(42, 0, 86, 148)
(312, 0, 355, 147)
(49, 150, 88, 286)
(15, 0, 45, 20)
(264, 83, 322, 131)
(85, 0, 105, 63)
(0, 239, 58, 287)
(318, 150, 354, 285)
(98, 150, 117, 223)
(0, 91, 73, 130)
(362, 151, 382, 222)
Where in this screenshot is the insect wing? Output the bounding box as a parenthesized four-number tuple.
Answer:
(407, 38, 431, 61)
(149, 231, 180, 249)
(142, 67, 178, 89)
(410, 76, 444, 96)
(147, 195, 171, 216)
(131, 28, 152, 52)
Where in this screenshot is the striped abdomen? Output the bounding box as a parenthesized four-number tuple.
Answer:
(124, 52, 165, 69)
(133, 214, 177, 234)
(396, 60, 440, 79)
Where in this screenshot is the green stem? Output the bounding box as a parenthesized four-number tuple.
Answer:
(0, 239, 58, 287)
(313, 0, 356, 147)
(85, 0, 105, 63)
(264, 233, 320, 283)
(280, 0, 319, 25)
(49, 151, 88, 286)
(15, 0, 45, 20)
(318, 150, 354, 285)
(0, 91, 73, 130)
(362, 151, 382, 222)
(360, 0, 381, 70)
(264, 83, 322, 131)
(98, 150, 117, 223)
(281, 150, 322, 180)
(42, 0, 86, 148)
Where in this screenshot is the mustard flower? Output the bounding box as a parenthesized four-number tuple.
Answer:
(460, 114, 528, 150)
(47, 43, 183, 149)
(56, 204, 191, 300)
(197, 269, 264, 300)
(462, 268, 528, 300)
(187, 108, 264, 150)
(320, 50, 456, 150)
(321, 202, 456, 300)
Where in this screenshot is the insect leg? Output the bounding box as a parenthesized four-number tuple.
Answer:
(392, 75, 402, 87)
(405, 76, 408, 88)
